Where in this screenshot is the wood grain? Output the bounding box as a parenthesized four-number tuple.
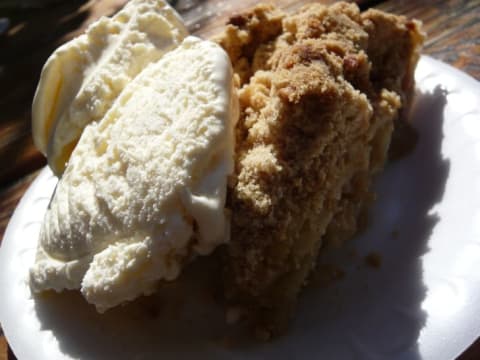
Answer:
(0, 171, 38, 239)
(0, 1, 479, 359)
(376, 0, 480, 80)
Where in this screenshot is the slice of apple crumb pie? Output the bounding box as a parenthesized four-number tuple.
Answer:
(215, 1, 424, 338)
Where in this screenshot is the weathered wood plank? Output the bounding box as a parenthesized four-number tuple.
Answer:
(376, 0, 480, 80)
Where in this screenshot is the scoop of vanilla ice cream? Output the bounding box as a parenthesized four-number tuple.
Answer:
(30, 36, 238, 312)
(32, 0, 187, 175)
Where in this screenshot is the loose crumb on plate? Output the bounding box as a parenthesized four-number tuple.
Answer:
(365, 251, 382, 269)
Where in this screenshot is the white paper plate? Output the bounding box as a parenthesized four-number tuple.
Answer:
(1, 56, 480, 360)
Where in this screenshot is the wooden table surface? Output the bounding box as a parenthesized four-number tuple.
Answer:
(0, 0, 479, 359)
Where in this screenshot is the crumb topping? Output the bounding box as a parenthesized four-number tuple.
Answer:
(215, 1, 424, 335)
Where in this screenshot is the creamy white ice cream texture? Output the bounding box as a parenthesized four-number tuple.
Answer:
(32, 0, 187, 175)
(30, 36, 238, 313)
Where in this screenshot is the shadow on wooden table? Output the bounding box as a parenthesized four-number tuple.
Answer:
(28, 88, 449, 359)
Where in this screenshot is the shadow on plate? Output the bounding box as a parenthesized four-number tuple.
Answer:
(295, 85, 449, 359)
(33, 87, 449, 360)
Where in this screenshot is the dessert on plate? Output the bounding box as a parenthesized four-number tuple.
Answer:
(216, 2, 423, 337)
(29, 0, 237, 313)
(32, 0, 188, 176)
(27, 0, 423, 339)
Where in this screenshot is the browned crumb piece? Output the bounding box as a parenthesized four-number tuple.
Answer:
(215, 2, 424, 338)
(217, 4, 284, 85)
(365, 252, 382, 269)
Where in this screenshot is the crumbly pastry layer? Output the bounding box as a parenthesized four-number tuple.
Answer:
(215, 2, 424, 337)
